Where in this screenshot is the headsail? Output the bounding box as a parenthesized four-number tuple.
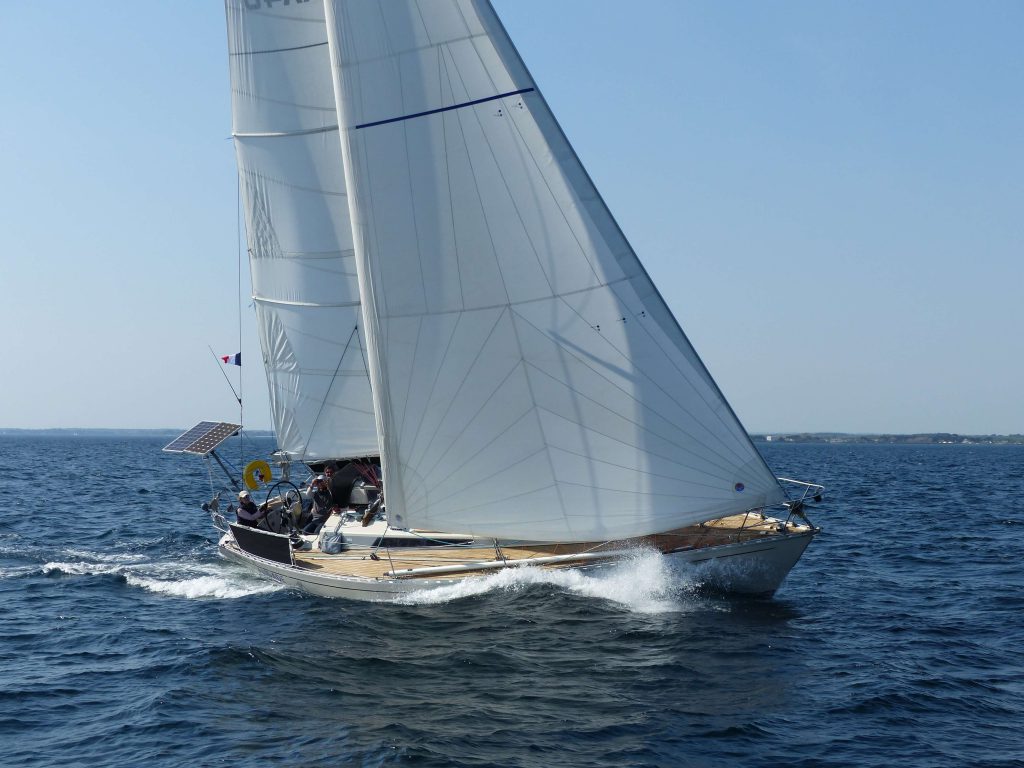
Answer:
(324, 0, 784, 540)
(226, 0, 377, 461)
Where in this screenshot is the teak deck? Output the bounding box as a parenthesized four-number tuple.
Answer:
(288, 513, 808, 581)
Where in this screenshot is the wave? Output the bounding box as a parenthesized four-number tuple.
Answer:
(38, 549, 281, 600)
(0, 565, 38, 579)
(62, 548, 149, 563)
(123, 572, 281, 600)
(42, 561, 125, 577)
(397, 549, 698, 613)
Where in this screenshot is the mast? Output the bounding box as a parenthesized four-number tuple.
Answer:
(323, 0, 784, 540)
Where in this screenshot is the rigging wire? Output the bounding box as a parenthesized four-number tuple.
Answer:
(207, 345, 242, 405)
(302, 324, 359, 462)
(237, 169, 244, 473)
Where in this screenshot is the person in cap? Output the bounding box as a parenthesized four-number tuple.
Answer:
(302, 475, 335, 534)
(236, 490, 264, 528)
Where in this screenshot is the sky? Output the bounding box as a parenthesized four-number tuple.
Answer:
(1, 1, 1021, 435)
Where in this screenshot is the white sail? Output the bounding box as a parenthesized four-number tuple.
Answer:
(324, 0, 784, 540)
(226, 0, 377, 461)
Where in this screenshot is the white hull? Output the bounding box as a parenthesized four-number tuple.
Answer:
(218, 527, 816, 603)
(669, 530, 814, 595)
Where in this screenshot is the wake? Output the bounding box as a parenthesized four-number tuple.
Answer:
(38, 547, 281, 600)
(397, 548, 703, 613)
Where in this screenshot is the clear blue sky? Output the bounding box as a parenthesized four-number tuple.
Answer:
(1, 1, 1020, 434)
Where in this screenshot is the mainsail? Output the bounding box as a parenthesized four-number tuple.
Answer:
(321, 0, 785, 541)
(226, 0, 377, 461)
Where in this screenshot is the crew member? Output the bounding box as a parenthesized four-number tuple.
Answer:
(303, 475, 334, 534)
(236, 490, 264, 528)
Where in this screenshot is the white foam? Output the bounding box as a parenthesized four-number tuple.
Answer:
(398, 549, 698, 613)
(62, 548, 148, 564)
(124, 572, 281, 600)
(40, 553, 282, 600)
(0, 565, 38, 579)
(42, 561, 124, 577)
(40, 548, 151, 577)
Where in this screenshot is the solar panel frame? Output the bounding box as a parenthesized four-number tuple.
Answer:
(162, 421, 242, 455)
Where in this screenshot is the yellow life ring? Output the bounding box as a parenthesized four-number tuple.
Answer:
(243, 460, 272, 490)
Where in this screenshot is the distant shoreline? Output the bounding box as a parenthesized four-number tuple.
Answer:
(0, 428, 275, 438)
(752, 433, 1024, 445)
(0, 428, 1020, 445)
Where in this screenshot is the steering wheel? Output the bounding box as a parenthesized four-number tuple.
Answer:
(263, 480, 304, 533)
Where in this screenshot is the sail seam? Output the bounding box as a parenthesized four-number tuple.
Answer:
(376, 277, 633, 319)
(553, 286, 750, 467)
(499, 87, 604, 288)
(399, 313, 468, 479)
(442, 46, 513, 307)
(416, 361, 525, 481)
(500, 7, 784, 494)
(506, 321, 569, 530)
(606, 280, 755, 465)
(413, 401, 535, 498)
(439, 47, 467, 311)
(239, 167, 348, 199)
(302, 325, 359, 462)
(399, 90, 432, 316)
(554, 479, 732, 501)
(228, 86, 336, 116)
(264, 382, 373, 414)
(408, 450, 553, 511)
(453, 65, 557, 298)
(544, 439, 736, 491)
(407, 311, 512, 468)
(395, 317, 423, 443)
(478, 0, 784, 497)
(335, 29, 483, 69)
(528, 391, 739, 485)
(354, 88, 534, 130)
(516, 313, 747, 475)
(413, 480, 560, 524)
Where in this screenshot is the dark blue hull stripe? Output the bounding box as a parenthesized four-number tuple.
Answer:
(355, 88, 535, 130)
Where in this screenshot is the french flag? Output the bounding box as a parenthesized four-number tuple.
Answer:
(221, 353, 241, 366)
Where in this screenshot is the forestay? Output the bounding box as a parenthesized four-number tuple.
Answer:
(226, 0, 377, 461)
(324, 0, 784, 540)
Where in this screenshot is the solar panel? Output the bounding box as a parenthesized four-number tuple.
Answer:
(163, 421, 241, 455)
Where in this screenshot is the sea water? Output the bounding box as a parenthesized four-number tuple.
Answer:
(1, 436, 1022, 767)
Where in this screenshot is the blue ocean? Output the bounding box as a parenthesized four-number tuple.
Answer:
(1, 436, 1022, 767)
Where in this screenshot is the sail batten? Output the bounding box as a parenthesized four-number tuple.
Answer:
(226, 0, 378, 461)
(253, 297, 361, 308)
(229, 40, 330, 58)
(233, 125, 339, 138)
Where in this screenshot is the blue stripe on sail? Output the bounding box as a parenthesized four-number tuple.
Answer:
(354, 88, 535, 130)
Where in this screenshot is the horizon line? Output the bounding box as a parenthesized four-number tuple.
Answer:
(0, 427, 1020, 438)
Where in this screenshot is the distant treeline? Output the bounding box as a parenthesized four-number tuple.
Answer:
(753, 433, 1024, 445)
(3, 428, 1021, 445)
(0, 428, 275, 438)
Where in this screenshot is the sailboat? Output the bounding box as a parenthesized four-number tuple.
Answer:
(192, 0, 824, 602)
